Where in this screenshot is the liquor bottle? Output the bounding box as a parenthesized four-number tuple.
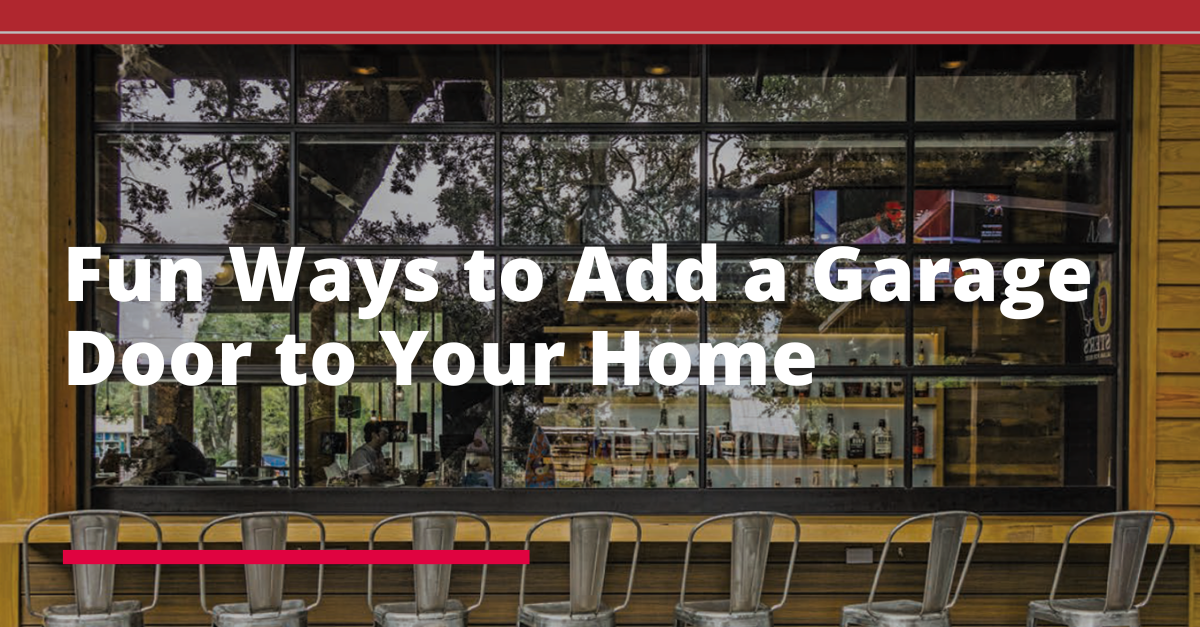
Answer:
(915, 378, 930, 398)
(579, 343, 592, 365)
(912, 416, 926, 458)
(720, 426, 738, 459)
(678, 414, 686, 428)
(872, 418, 893, 459)
(885, 468, 896, 487)
(849, 464, 860, 487)
(706, 471, 713, 488)
(811, 469, 822, 487)
(917, 340, 927, 365)
(843, 357, 863, 397)
(738, 432, 754, 458)
(821, 414, 840, 459)
(794, 476, 803, 488)
(667, 465, 677, 488)
(782, 433, 802, 459)
(846, 422, 867, 459)
(888, 352, 905, 397)
(659, 407, 669, 428)
(801, 411, 820, 458)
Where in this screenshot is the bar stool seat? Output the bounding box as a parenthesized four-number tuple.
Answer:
(674, 512, 801, 627)
(42, 600, 144, 627)
(209, 599, 308, 627)
(518, 601, 617, 627)
(1027, 599, 1140, 627)
(374, 599, 469, 627)
(839, 512, 983, 627)
(1026, 512, 1174, 627)
(842, 600, 949, 627)
(675, 600, 774, 627)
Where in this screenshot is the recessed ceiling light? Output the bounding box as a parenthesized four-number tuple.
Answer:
(350, 65, 379, 76)
(645, 64, 671, 76)
(940, 59, 966, 70)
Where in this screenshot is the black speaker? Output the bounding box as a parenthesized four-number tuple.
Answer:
(338, 395, 362, 418)
(411, 411, 428, 435)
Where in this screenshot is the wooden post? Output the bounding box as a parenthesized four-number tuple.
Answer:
(0, 43, 52, 627)
(1130, 44, 1161, 511)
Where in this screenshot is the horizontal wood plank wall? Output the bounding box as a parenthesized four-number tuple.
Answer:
(1156, 45, 1200, 520)
(20, 542, 1191, 627)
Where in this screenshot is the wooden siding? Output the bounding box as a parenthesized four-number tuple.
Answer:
(1148, 46, 1200, 520)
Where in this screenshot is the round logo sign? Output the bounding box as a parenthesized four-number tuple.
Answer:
(1093, 280, 1112, 334)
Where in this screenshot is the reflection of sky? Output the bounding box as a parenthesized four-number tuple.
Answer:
(119, 142, 240, 243)
(116, 256, 223, 364)
(120, 78, 287, 123)
(346, 143, 459, 244)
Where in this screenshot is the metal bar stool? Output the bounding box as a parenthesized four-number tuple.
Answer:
(199, 511, 326, 627)
(841, 511, 983, 627)
(23, 510, 163, 627)
(675, 512, 801, 627)
(1027, 511, 1175, 627)
(368, 511, 491, 627)
(517, 512, 642, 627)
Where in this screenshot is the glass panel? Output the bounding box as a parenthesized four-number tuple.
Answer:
(711, 257, 907, 361)
(95, 134, 290, 245)
(96, 254, 290, 366)
(502, 45, 700, 123)
(300, 377, 493, 488)
(915, 45, 1118, 121)
(502, 377, 701, 488)
(915, 375, 1114, 487)
(94, 378, 291, 487)
(297, 135, 494, 245)
(709, 45, 907, 122)
(502, 257, 700, 364)
(298, 255, 494, 365)
(299, 45, 495, 124)
(706, 378, 903, 488)
(93, 45, 291, 123)
(708, 134, 906, 244)
(914, 133, 1115, 244)
(912, 255, 1115, 366)
(501, 134, 700, 245)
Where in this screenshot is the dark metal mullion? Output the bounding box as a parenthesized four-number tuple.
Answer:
(1116, 45, 1134, 502)
(492, 44, 505, 493)
(903, 45, 917, 491)
(79, 45, 97, 508)
(287, 45, 301, 489)
(90, 119, 1121, 137)
(95, 241, 1123, 258)
(698, 44, 709, 490)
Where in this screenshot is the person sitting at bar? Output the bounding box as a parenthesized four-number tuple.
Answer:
(125, 423, 210, 485)
(349, 421, 399, 485)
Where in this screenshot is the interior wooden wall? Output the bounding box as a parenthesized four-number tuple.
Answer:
(21, 542, 1191, 627)
(0, 43, 54, 627)
(1132, 45, 1200, 519)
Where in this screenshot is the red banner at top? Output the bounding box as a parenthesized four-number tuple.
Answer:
(2, 0, 1200, 43)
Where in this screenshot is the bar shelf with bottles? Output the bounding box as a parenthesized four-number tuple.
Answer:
(537, 328, 944, 489)
(704, 329, 943, 488)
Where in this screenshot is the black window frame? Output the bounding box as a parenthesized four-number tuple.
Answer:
(77, 44, 1132, 515)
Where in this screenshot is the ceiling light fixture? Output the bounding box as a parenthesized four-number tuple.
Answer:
(645, 64, 671, 76)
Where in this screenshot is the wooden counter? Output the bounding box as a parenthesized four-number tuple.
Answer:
(1, 515, 1190, 545)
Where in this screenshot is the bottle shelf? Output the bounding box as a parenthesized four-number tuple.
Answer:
(543, 396, 938, 407)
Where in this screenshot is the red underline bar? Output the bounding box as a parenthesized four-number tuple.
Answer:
(64, 550, 529, 565)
